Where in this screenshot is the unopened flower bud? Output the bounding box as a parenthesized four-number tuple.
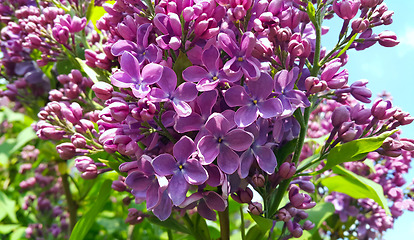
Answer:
(287, 220, 303, 238)
(277, 208, 292, 222)
(71, 133, 87, 148)
(305, 77, 327, 94)
(331, 106, 350, 127)
(351, 18, 369, 33)
(302, 220, 315, 230)
(252, 173, 265, 187)
(248, 202, 263, 215)
(56, 143, 76, 160)
(333, 0, 361, 20)
(371, 99, 397, 120)
(279, 162, 296, 179)
(92, 82, 113, 100)
(232, 188, 253, 204)
(112, 180, 127, 192)
(378, 31, 399, 47)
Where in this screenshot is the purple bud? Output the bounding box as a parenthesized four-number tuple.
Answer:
(112, 180, 127, 192)
(289, 185, 305, 208)
(71, 133, 87, 148)
(361, 0, 381, 8)
(350, 80, 371, 103)
(297, 181, 315, 193)
(231, 188, 253, 204)
(49, 89, 63, 101)
(252, 173, 265, 187)
(302, 220, 315, 230)
(56, 143, 76, 160)
(70, 69, 83, 84)
(109, 101, 129, 122)
(332, 106, 350, 128)
(338, 121, 362, 142)
(119, 161, 139, 174)
(401, 138, 414, 151)
(125, 208, 145, 225)
(279, 162, 296, 179)
(378, 31, 399, 47)
(276, 27, 292, 42)
(305, 77, 327, 94)
(248, 202, 263, 215)
(277, 208, 292, 222)
(394, 110, 414, 125)
(333, 0, 361, 20)
(287, 220, 303, 238)
(92, 82, 113, 100)
(352, 18, 369, 33)
(350, 104, 371, 125)
(371, 99, 397, 120)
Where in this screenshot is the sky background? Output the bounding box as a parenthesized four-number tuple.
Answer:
(324, 1, 414, 238)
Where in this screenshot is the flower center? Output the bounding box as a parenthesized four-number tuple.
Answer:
(179, 164, 184, 170)
(212, 76, 218, 81)
(237, 57, 243, 62)
(253, 100, 258, 105)
(143, 52, 146, 55)
(218, 137, 223, 143)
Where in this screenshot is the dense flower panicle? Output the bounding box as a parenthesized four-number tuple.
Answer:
(1, 0, 413, 239)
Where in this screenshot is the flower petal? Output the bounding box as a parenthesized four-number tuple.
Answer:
(167, 172, 189, 205)
(241, 58, 260, 80)
(205, 113, 233, 136)
(152, 154, 177, 176)
(142, 63, 164, 84)
(111, 71, 134, 88)
(198, 135, 219, 164)
(173, 136, 196, 163)
(198, 200, 217, 221)
(224, 129, 254, 151)
(247, 72, 274, 100)
(205, 164, 224, 187)
(234, 105, 259, 128)
(174, 113, 204, 133)
(198, 90, 218, 118)
(111, 40, 137, 56)
(146, 181, 161, 210)
(174, 82, 198, 102)
(172, 99, 193, 117)
(120, 52, 140, 80)
(253, 146, 277, 175)
(125, 171, 151, 192)
(183, 159, 208, 185)
(202, 45, 220, 73)
(217, 145, 239, 174)
(239, 149, 254, 178)
(157, 66, 177, 94)
(257, 98, 282, 119)
(204, 191, 227, 211)
(224, 85, 250, 107)
(182, 66, 209, 83)
(152, 190, 172, 221)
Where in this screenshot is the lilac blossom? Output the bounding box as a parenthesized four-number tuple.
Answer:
(111, 52, 164, 98)
(224, 72, 282, 127)
(274, 67, 310, 118)
(152, 136, 208, 205)
(111, 23, 162, 63)
(150, 66, 198, 117)
(197, 113, 254, 174)
(153, 13, 182, 50)
(218, 32, 261, 80)
(182, 45, 239, 91)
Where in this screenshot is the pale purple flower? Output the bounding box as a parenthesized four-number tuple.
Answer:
(240, 119, 277, 178)
(111, 52, 164, 98)
(182, 45, 239, 91)
(274, 67, 310, 118)
(111, 23, 162, 63)
(152, 136, 208, 205)
(197, 113, 254, 174)
(225, 72, 282, 127)
(218, 32, 261, 80)
(150, 67, 198, 117)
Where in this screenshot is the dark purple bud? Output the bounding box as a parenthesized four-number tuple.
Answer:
(248, 202, 263, 215)
(112, 180, 127, 192)
(287, 220, 303, 238)
(123, 196, 132, 206)
(350, 104, 371, 125)
(296, 209, 308, 219)
(297, 180, 315, 193)
(289, 185, 305, 208)
(125, 208, 145, 225)
(119, 161, 139, 174)
(40, 127, 65, 140)
(277, 208, 292, 222)
(231, 188, 253, 204)
(61, 102, 83, 124)
(331, 106, 350, 127)
(56, 143, 76, 160)
(378, 31, 399, 47)
(302, 220, 315, 230)
(305, 77, 327, 94)
(338, 121, 362, 142)
(361, 0, 381, 8)
(70, 69, 83, 84)
(64, 82, 81, 99)
(288, 33, 311, 58)
(92, 82, 113, 100)
(394, 109, 414, 125)
(252, 173, 265, 187)
(38, 197, 52, 212)
(371, 99, 397, 120)
(279, 162, 296, 179)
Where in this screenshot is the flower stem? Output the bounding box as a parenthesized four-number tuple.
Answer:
(61, 173, 78, 231)
(218, 207, 230, 240)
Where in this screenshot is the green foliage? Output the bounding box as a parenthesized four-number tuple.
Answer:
(0, 191, 18, 223)
(318, 130, 396, 173)
(70, 179, 113, 240)
(173, 51, 193, 84)
(321, 165, 390, 215)
(298, 202, 335, 239)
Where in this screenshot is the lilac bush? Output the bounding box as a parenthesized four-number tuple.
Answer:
(1, 0, 414, 239)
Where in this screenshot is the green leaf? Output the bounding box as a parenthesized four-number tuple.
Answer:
(321, 165, 390, 215)
(70, 179, 112, 240)
(300, 202, 335, 238)
(147, 216, 191, 234)
(192, 213, 211, 240)
(88, 1, 115, 30)
(9, 227, 26, 240)
(173, 51, 192, 84)
(306, 2, 316, 26)
(363, 159, 377, 174)
(249, 214, 273, 232)
(56, 59, 73, 75)
(245, 225, 266, 240)
(0, 191, 18, 223)
(0, 224, 20, 234)
(318, 130, 396, 173)
(8, 126, 36, 155)
(1, 107, 25, 122)
(334, 33, 358, 59)
(76, 58, 98, 84)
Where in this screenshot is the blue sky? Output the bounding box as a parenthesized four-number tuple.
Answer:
(323, 1, 414, 238)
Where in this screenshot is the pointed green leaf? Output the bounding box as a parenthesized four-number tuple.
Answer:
(306, 2, 316, 26)
(334, 33, 358, 59)
(69, 179, 112, 240)
(173, 51, 192, 84)
(321, 165, 390, 215)
(147, 216, 191, 234)
(0, 191, 18, 223)
(245, 225, 266, 240)
(249, 214, 274, 232)
(301, 202, 335, 238)
(318, 130, 396, 173)
(76, 58, 98, 84)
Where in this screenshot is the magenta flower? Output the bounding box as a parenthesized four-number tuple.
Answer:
(197, 113, 254, 174)
(153, 13, 182, 50)
(218, 32, 261, 80)
(111, 23, 162, 63)
(182, 45, 239, 91)
(152, 136, 208, 205)
(224, 72, 282, 127)
(333, 0, 361, 20)
(111, 52, 164, 98)
(150, 67, 198, 117)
